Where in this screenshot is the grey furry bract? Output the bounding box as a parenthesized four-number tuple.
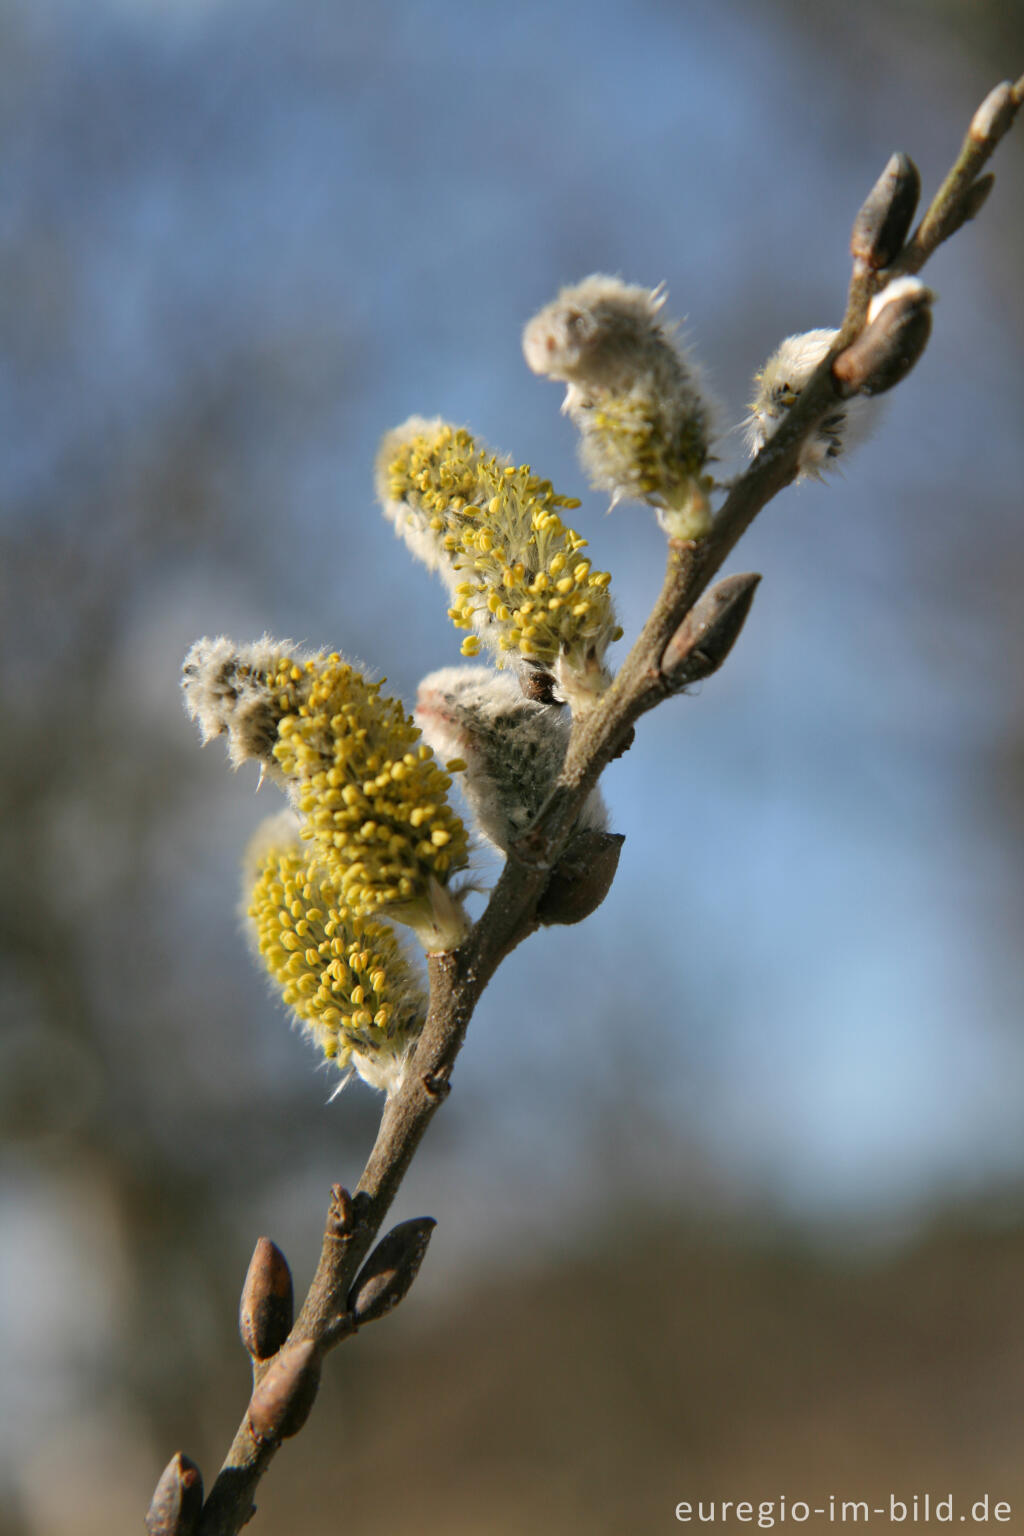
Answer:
(415, 666, 607, 854)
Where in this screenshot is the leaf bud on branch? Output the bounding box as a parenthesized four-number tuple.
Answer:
(940, 172, 995, 240)
(850, 151, 921, 271)
(536, 826, 624, 926)
(239, 1237, 295, 1362)
(660, 573, 762, 689)
(347, 1217, 437, 1326)
(247, 1340, 321, 1444)
(833, 277, 933, 398)
(145, 1452, 204, 1536)
(970, 81, 1017, 144)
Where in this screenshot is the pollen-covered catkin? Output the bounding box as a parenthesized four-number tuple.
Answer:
(244, 812, 426, 1095)
(745, 329, 879, 478)
(182, 637, 470, 950)
(376, 418, 622, 709)
(523, 274, 714, 539)
(415, 666, 607, 853)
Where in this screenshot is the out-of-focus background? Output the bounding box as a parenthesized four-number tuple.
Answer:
(2, 1, 1023, 1531)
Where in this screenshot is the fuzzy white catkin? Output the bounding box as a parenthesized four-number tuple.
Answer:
(745, 329, 880, 478)
(522, 275, 676, 394)
(523, 274, 714, 536)
(415, 666, 607, 853)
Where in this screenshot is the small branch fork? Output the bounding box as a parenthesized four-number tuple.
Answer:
(148, 76, 1023, 1536)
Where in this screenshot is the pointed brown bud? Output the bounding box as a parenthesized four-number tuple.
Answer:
(348, 1217, 436, 1326)
(943, 172, 995, 240)
(247, 1339, 320, 1444)
(239, 1237, 294, 1361)
(537, 827, 625, 926)
(661, 573, 761, 689)
(970, 82, 1016, 144)
(851, 152, 921, 270)
(145, 1452, 203, 1536)
(833, 278, 933, 398)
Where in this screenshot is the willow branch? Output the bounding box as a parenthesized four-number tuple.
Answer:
(150, 77, 1023, 1536)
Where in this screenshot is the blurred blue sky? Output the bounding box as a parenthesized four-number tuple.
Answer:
(3, 0, 1023, 1250)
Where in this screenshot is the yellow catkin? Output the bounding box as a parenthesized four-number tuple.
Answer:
(241, 651, 469, 919)
(380, 421, 620, 679)
(248, 838, 424, 1085)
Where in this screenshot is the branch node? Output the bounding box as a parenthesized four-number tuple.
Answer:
(608, 724, 636, 762)
(327, 1184, 354, 1237)
(323, 1310, 359, 1347)
(422, 1069, 451, 1101)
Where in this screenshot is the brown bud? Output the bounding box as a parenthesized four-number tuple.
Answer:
(145, 1452, 203, 1536)
(537, 827, 624, 926)
(247, 1339, 320, 1444)
(520, 667, 562, 705)
(660, 573, 761, 689)
(239, 1238, 294, 1361)
(970, 81, 1016, 143)
(943, 172, 995, 240)
(851, 152, 921, 270)
(833, 281, 932, 398)
(348, 1217, 436, 1326)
